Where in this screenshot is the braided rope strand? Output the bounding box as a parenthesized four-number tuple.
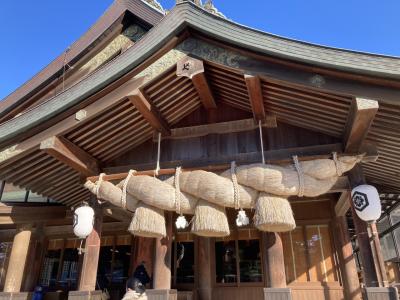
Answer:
(175, 166, 182, 215)
(293, 156, 305, 197)
(231, 161, 240, 210)
(332, 152, 343, 176)
(122, 170, 136, 209)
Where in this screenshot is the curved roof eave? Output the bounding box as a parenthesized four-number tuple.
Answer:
(0, 1, 399, 148)
(0, 0, 164, 119)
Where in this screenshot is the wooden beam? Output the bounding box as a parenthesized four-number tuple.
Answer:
(344, 97, 379, 153)
(177, 56, 217, 109)
(0, 77, 146, 169)
(103, 207, 132, 222)
(129, 89, 170, 135)
(40, 136, 99, 176)
(99, 142, 377, 182)
(157, 118, 265, 140)
(0, 204, 68, 224)
(245, 74, 266, 122)
(335, 191, 351, 216)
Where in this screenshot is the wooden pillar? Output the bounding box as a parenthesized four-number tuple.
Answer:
(262, 232, 286, 288)
(4, 224, 33, 293)
(349, 165, 386, 287)
(132, 237, 154, 280)
(197, 237, 213, 300)
(22, 223, 47, 292)
(369, 222, 389, 287)
(153, 211, 173, 290)
(334, 216, 362, 299)
(78, 206, 103, 291)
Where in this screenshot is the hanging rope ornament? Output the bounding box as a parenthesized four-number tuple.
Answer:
(174, 166, 188, 229)
(231, 161, 249, 227)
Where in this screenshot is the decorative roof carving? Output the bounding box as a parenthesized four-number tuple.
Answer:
(176, 0, 226, 18)
(142, 0, 164, 13)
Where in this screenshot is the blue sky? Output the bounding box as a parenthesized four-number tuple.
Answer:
(0, 0, 399, 100)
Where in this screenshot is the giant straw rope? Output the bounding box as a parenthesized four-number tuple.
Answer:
(84, 155, 362, 238)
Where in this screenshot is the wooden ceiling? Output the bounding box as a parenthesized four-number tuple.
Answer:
(0, 54, 399, 208)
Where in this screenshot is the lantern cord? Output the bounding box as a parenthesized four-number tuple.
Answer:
(293, 155, 305, 197)
(78, 239, 84, 255)
(155, 132, 161, 176)
(332, 152, 343, 176)
(258, 120, 265, 164)
(231, 161, 240, 210)
(122, 170, 136, 210)
(174, 167, 182, 215)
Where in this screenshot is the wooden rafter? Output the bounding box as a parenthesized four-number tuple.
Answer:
(0, 77, 146, 170)
(40, 136, 99, 177)
(177, 56, 217, 110)
(244, 74, 266, 121)
(344, 97, 379, 153)
(129, 89, 170, 135)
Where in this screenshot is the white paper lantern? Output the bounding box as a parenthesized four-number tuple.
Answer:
(73, 206, 95, 239)
(175, 215, 189, 229)
(236, 210, 250, 227)
(351, 185, 381, 222)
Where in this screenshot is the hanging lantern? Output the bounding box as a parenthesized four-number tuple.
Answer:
(73, 206, 95, 239)
(236, 209, 249, 227)
(351, 185, 381, 222)
(176, 215, 189, 229)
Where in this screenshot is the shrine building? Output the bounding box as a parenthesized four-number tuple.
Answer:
(0, 1, 399, 300)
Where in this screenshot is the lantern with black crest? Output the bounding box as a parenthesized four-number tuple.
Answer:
(351, 184, 381, 223)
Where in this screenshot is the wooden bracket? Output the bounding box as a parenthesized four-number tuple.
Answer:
(245, 74, 266, 122)
(177, 56, 217, 110)
(129, 89, 170, 135)
(40, 136, 99, 177)
(344, 97, 379, 153)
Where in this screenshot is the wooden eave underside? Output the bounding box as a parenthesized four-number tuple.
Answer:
(1, 1, 400, 149)
(0, 2, 399, 205)
(0, 56, 398, 208)
(0, 0, 163, 121)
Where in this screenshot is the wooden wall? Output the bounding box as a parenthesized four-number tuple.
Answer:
(107, 105, 339, 169)
(291, 284, 344, 300)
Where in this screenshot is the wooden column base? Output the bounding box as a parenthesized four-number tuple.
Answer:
(362, 287, 399, 300)
(263, 288, 292, 300)
(0, 292, 32, 300)
(68, 291, 103, 300)
(146, 289, 177, 300)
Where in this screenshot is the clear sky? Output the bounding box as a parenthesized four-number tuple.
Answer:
(0, 0, 399, 100)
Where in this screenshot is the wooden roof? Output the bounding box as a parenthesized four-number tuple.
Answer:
(0, 0, 163, 122)
(0, 1, 399, 207)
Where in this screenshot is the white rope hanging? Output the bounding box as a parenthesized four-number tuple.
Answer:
(122, 170, 136, 211)
(155, 132, 161, 176)
(175, 166, 188, 229)
(258, 120, 265, 164)
(293, 155, 305, 197)
(332, 152, 343, 176)
(231, 161, 249, 227)
(95, 173, 105, 198)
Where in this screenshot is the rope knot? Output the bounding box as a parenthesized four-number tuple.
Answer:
(332, 152, 343, 176)
(121, 170, 136, 209)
